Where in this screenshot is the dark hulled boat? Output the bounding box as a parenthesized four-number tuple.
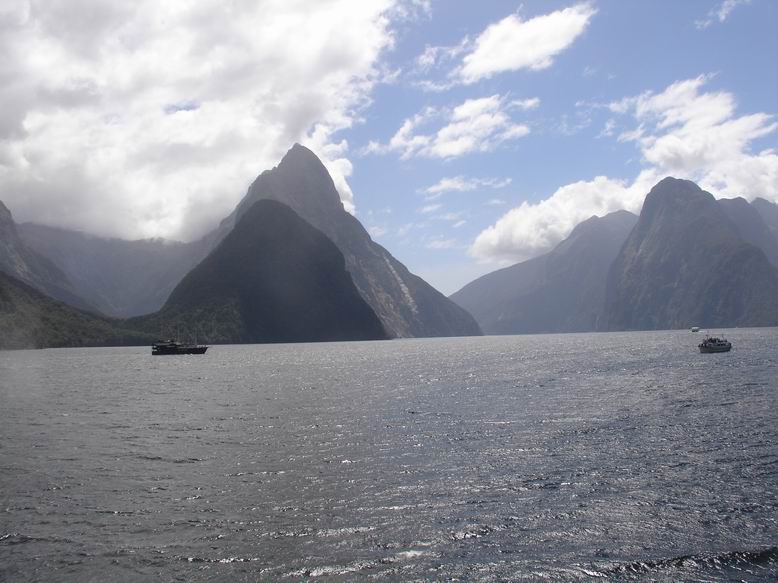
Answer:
(698, 336, 732, 353)
(152, 339, 209, 355)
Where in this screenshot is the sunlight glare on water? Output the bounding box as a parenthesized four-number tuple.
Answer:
(1, 329, 777, 581)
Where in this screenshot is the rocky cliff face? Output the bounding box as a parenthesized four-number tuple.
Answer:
(132, 200, 388, 344)
(603, 177, 778, 330)
(451, 210, 637, 334)
(219, 144, 481, 338)
(0, 200, 93, 312)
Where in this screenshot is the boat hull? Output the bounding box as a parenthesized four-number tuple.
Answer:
(699, 345, 731, 353)
(152, 345, 209, 355)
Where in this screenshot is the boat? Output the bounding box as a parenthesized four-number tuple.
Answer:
(152, 339, 209, 355)
(690, 326, 700, 332)
(698, 336, 731, 353)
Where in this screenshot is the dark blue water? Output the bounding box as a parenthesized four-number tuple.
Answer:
(1, 329, 777, 581)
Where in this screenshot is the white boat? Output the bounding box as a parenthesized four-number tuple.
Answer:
(690, 326, 700, 332)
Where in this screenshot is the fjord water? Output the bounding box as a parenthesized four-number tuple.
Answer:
(1, 330, 776, 582)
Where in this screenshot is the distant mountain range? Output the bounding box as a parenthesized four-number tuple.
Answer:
(0, 201, 94, 312)
(1, 144, 480, 347)
(453, 177, 778, 333)
(5, 148, 778, 348)
(451, 210, 637, 334)
(18, 223, 211, 317)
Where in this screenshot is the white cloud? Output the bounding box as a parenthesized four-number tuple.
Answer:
(368, 225, 387, 238)
(511, 98, 541, 111)
(422, 175, 512, 198)
(427, 237, 458, 250)
(0, 0, 411, 240)
(471, 175, 645, 263)
(696, 0, 750, 29)
(471, 75, 778, 263)
(418, 203, 442, 214)
(411, 4, 594, 89)
(415, 40, 468, 72)
(367, 95, 530, 160)
(457, 3, 596, 84)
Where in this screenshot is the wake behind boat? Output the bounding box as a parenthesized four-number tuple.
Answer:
(698, 336, 732, 353)
(152, 339, 209, 355)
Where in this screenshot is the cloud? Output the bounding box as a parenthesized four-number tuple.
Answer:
(457, 3, 596, 84)
(366, 95, 530, 160)
(418, 203, 442, 214)
(422, 175, 512, 198)
(511, 98, 541, 111)
(410, 4, 595, 89)
(368, 225, 387, 238)
(471, 75, 778, 263)
(426, 237, 458, 250)
(471, 175, 646, 263)
(695, 0, 750, 29)
(0, 0, 411, 240)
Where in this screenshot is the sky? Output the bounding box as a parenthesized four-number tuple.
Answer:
(1, 0, 777, 294)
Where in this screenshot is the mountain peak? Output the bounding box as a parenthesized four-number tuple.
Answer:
(640, 177, 714, 227)
(605, 177, 778, 330)
(227, 145, 481, 338)
(649, 176, 707, 199)
(276, 143, 331, 179)
(237, 143, 343, 225)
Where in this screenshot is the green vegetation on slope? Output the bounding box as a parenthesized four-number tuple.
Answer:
(0, 271, 155, 350)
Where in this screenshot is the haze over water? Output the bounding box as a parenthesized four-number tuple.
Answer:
(1, 330, 777, 581)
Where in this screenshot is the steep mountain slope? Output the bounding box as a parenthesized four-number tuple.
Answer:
(131, 200, 387, 344)
(0, 201, 93, 312)
(604, 177, 778, 330)
(451, 210, 637, 334)
(218, 144, 481, 338)
(752, 197, 778, 238)
(717, 197, 778, 267)
(0, 270, 152, 350)
(19, 223, 210, 317)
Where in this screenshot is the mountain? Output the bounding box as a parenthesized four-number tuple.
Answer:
(0, 200, 93, 312)
(19, 223, 210, 317)
(752, 197, 778, 238)
(130, 200, 388, 344)
(604, 177, 778, 330)
(450, 210, 637, 334)
(218, 144, 481, 338)
(16, 145, 480, 337)
(0, 270, 152, 350)
(717, 197, 778, 267)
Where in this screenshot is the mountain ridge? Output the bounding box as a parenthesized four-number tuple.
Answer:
(451, 209, 637, 334)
